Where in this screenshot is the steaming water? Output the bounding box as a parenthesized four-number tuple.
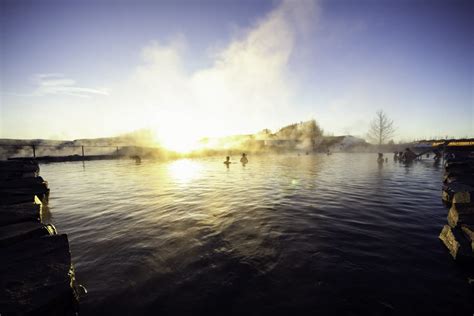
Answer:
(40, 154, 473, 315)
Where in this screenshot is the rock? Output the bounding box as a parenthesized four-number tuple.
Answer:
(0, 177, 49, 202)
(0, 222, 56, 247)
(439, 225, 473, 262)
(452, 191, 473, 205)
(0, 177, 49, 191)
(0, 161, 39, 180)
(443, 174, 474, 186)
(0, 176, 48, 189)
(447, 204, 474, 227)
(442, 183, 474, 203)
(461, 225, 474, 252)
(1, 194, 42, 206)
(0, 161, 81, 313)
(445, 159, 474, 171)
(0, 183, 49, 204)
(0, 198, 43, 226)
(440, 225, 459, 258)
(0, 235, 78, 315)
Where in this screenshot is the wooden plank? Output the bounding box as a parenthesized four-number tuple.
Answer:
(0, 235, 77, 315)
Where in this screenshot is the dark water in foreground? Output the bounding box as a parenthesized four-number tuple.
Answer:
(40, 154, 473, 315)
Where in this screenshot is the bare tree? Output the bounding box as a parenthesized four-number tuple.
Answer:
(367, 110, 396, 145)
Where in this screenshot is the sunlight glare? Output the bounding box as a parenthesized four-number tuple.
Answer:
(151, 117, 204, 153)
(167, 159, 202, 184)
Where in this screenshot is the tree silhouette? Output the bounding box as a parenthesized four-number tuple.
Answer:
(367, 110, 396, 145)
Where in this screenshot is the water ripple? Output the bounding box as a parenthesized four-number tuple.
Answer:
(39, 154, 473, 315)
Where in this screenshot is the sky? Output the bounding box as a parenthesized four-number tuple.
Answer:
(0, 0, 473, 148)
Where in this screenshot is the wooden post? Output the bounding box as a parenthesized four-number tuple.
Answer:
(116, 146, 119, 155)
(81, 146, 85, 160)
(32, 145, 36, 158)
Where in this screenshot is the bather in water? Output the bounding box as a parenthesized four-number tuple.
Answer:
(224, 156, 231, 168)
(240, 153, 248, 166)
(377, 153, 384, 163)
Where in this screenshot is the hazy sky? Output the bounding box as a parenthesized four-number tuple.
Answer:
(1, 0, 472, 145)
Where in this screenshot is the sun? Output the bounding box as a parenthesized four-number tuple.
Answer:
(161, 136, 201, 153)
(152, 126, 203, 154)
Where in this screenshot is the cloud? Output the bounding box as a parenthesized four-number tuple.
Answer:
(33, 73, 108, 98)
(106, 0, 319, 145)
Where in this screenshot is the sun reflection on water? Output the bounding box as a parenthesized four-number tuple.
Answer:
(167, 159, 202, 184)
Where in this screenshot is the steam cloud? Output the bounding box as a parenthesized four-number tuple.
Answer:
(104, 0, 319, 144)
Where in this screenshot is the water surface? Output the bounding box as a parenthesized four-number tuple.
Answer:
(40, 154, 473, 315)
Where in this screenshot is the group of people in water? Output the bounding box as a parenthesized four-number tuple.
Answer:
(224, 153, 248, 167)
(393, 148, 418, 162)
(225, 148, 442, 168)
(379, 147, 440, 164)
(392, 147, 442, 163)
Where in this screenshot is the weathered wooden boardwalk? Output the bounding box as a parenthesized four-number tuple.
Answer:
(0, 160, 80, 315)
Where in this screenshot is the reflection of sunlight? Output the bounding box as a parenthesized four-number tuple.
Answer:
(168, 159, 202, 184)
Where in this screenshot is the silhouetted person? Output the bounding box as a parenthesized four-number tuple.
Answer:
(131, 155, 141, 164)
(393, 152, 399, 161)
(403, 148, 417, 162)
(377, 153, 384, 163)
(240, 153, 248, 165)
(224, 156, 231, 168)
